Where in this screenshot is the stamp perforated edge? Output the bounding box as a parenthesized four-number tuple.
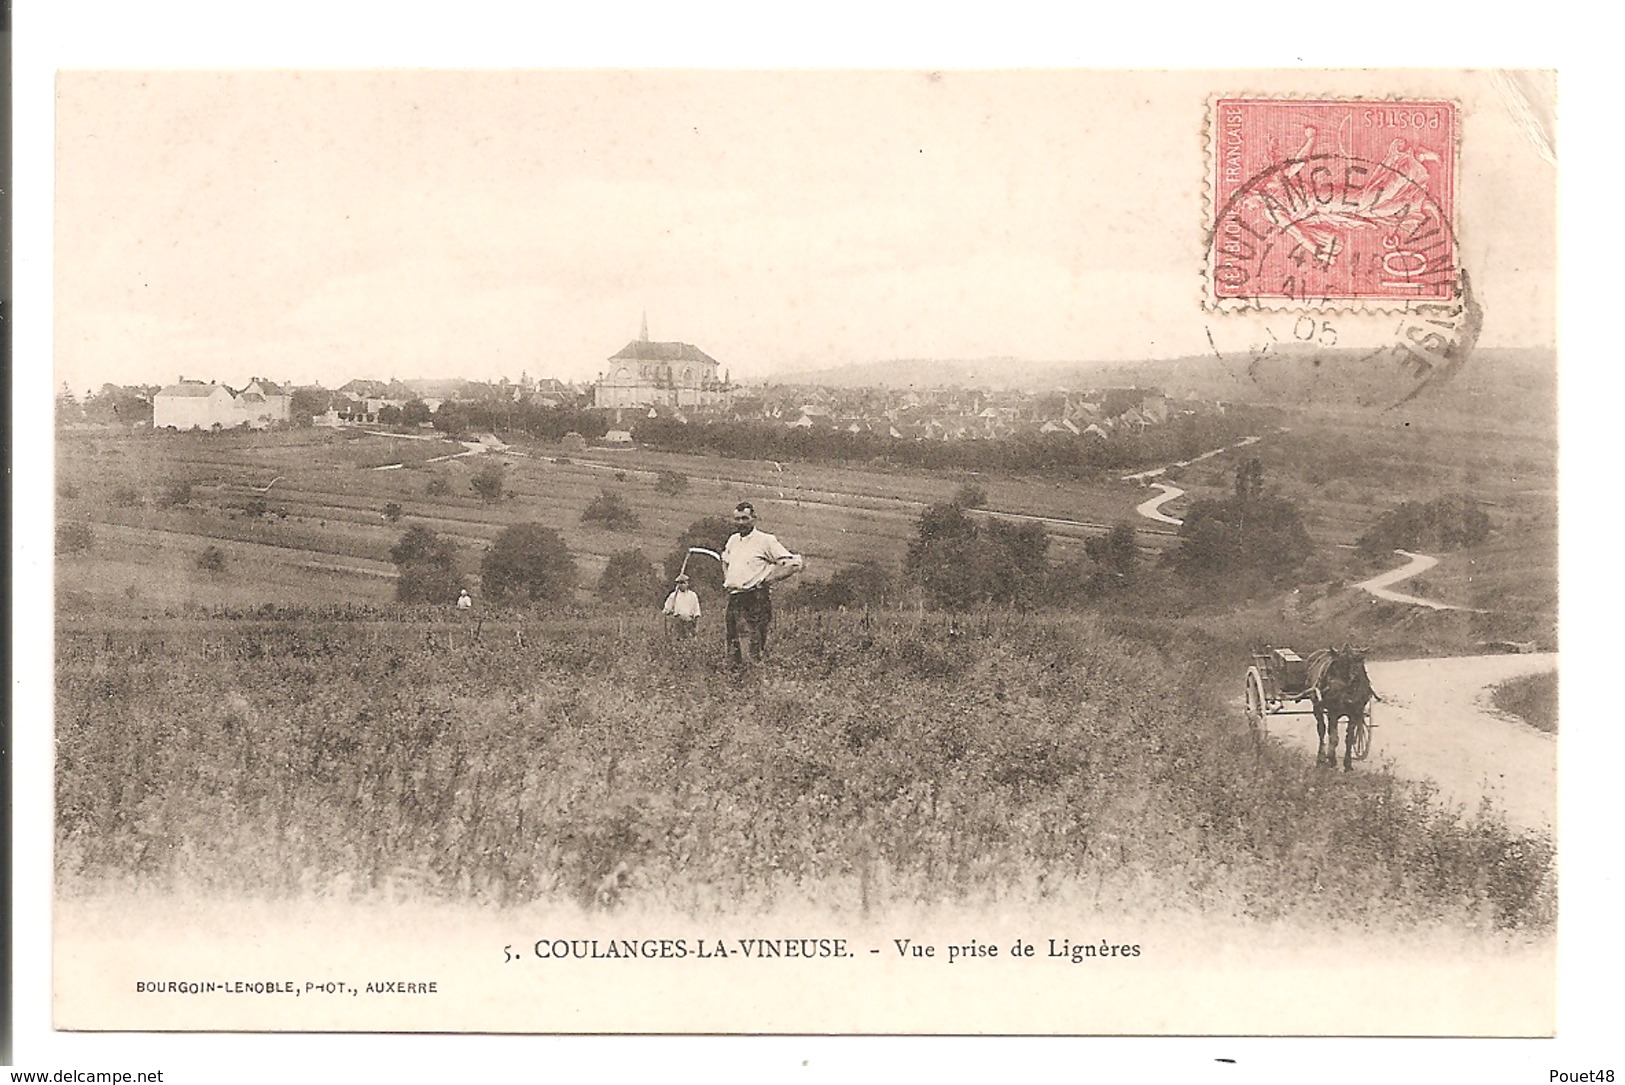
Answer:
(1200, 93, 1464, 314)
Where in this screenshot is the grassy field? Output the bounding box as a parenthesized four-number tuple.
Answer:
(1491, 671, 1560, 734)
(55, 608, 1554, 934)
(55, 427, 1191, 614)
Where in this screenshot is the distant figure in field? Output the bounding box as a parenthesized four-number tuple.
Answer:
(662, 574, 701, 638)
(457, 588, 473, 611)
(721, 501, 803, 665)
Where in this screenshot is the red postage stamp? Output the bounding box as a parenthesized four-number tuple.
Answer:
(1209, 98, 1458, 307)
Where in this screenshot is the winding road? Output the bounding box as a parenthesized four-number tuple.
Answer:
(1355, 549, 1478, 611)
(1134, 483, 1185, 526)
(1259, 653, 1557, 836)
(1123, 435, 1263, 526)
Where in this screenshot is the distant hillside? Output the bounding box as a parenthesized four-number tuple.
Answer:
(767, 357, 1101, 391)
(766, 347, 1555, 421)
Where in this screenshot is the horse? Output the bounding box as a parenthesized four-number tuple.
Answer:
(1300, 646, 1376, 771)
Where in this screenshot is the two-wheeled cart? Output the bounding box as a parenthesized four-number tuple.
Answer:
(1245, 645, 1373, 760)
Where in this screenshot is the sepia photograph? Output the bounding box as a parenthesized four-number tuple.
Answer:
(42, 66, 1563, 1037)
(12, 7, 1612, 1078)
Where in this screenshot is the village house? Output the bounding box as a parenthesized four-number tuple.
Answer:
(153, 377, 291, 430)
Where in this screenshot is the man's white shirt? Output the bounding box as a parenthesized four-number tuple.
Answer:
(722, 530, 800, 592)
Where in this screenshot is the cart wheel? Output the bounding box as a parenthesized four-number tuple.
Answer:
(1245, 668, 1268, 734)
(1350, 709, 1373, 761)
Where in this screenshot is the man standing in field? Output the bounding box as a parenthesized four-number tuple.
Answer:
(721, 501, 803, 665)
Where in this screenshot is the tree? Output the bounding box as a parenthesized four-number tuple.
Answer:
(1358, 494, 1493, 556)
(432, 401, 467, 437)
(290, 386, 330, 426)
(377, 404, 405, 427)
(482, 523, 578, 604)
(470, 463, 505, 504)
(904, 502, 978, 575)
(391, 525, 459, 603)
(1085, 520, 1138, 585)
(403, 399, 433, 427)
(983, 517, 1050, 577)
(582, 488, 639, 529)
(597, 548, 663, 605)
(1176, 495, 1313, 584)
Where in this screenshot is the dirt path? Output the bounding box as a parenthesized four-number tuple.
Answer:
(1134, 482, 1185, 525)
(1261, 653, 1557, 836)
(1355, 549, 1478, 611)
(1119, 434, 1260, 484)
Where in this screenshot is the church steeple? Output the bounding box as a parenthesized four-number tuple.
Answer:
(639, 310, 650, 342)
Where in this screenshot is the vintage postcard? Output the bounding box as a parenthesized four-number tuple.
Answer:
(45, 68, 1560, 1043)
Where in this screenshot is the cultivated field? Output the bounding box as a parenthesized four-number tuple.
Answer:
(56, 427, 1185, 614)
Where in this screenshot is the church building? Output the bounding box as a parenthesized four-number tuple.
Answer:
(594, 316, 731, 409)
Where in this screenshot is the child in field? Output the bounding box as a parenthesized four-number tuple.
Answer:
(662, 574, 701, 637)
(456, 588, 473, 611)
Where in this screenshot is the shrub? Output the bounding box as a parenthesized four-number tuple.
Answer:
(196, 545, 228, 573)
(383, 502, 403, 523)
(470, 463, 505, 504)
(482, 523, 578, 604)
(655, 471, 690, 497)
(582, 489, 639, 530)
(790, 561, 896, 611)
(390, 525, 459, 604)
(597, 548, 663, 605)
(56, 522, 95, 555)
(831, 560, 895, 607)
(111, 485, 142, 508)
(1085, 521, 1139, 585)
(911, 534, 1026, 607)
(426, 475, 451, 497)
(905, 503, 1048, 607)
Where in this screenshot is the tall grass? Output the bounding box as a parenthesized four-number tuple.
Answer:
(55, 609, 1553, 932)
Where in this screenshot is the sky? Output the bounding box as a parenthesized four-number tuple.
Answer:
(54, 69, 1556, 393)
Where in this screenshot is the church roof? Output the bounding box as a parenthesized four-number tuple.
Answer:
(609, 340, 718, 365)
